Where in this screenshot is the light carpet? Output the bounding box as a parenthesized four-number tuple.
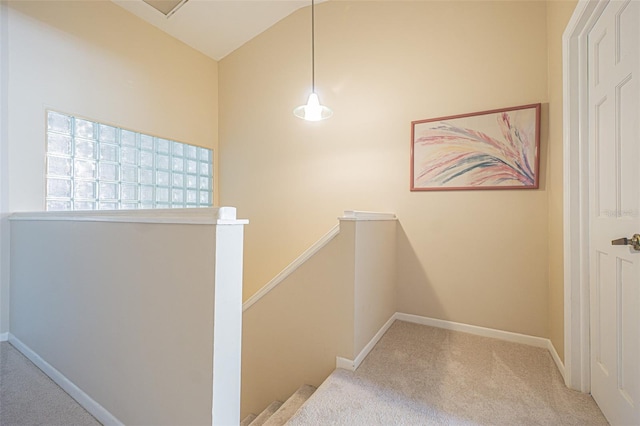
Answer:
(288, 320, 608, 425)
(0, 342, 101, 426)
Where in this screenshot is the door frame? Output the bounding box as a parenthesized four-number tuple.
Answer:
(0, 0, 9, 338)
(563, 0, 610, 393)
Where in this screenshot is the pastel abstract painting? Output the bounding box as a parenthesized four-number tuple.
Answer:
(411, 104, 540, 191)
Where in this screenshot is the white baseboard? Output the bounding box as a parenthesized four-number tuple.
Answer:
(337, 312, 567, 379)
(547, 339, 565, 379)
(335, 356, 355, 370)
(0, 332, 8, 342)
(8, 334, 123, 426)
(395, 312, 550, 348)
(397, 313, 567, 378)
(336, 315, 396, 371)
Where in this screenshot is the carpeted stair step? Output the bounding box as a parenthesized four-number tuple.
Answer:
(262, 384, 316, 426)
(249, 401, 283, 426)
(240, 413, 257, 426)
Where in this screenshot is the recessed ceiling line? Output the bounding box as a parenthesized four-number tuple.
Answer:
(142, 0, 189, 18)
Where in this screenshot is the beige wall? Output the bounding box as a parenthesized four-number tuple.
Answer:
(546, 0, 577, 363)
(1, 0, 218, 334)
(6, 0, 219, 212)
(242, 225, 355, 418)
(221, 1, 551, 338)
(242, 216, 398, 418)
(354, 220, 396, 354)
(10, 219, 218, 425)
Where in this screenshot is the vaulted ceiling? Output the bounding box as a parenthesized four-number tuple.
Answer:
(112, 0, 310, 60)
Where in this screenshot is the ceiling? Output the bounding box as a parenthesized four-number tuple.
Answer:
(112, 0, 310, 61)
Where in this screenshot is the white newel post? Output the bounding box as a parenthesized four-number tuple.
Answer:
(211, 207, 248, 426)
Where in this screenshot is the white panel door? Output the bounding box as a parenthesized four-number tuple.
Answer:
(589, 1, 640, 425)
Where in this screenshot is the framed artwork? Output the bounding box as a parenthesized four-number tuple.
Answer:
(411, 103, 541, 191)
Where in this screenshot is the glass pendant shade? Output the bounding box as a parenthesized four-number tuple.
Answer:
(294, 92, 333, 121)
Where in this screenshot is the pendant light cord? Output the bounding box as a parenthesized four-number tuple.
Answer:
(311, 0, 315, 93)
(293, 0, 332, 120)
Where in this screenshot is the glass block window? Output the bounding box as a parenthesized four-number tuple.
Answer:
(45, 111, 213, 211)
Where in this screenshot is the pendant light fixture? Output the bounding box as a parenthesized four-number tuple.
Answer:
(293, 0, 333, 121)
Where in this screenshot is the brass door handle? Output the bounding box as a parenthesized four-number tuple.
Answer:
(612, 234, 640, 250)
